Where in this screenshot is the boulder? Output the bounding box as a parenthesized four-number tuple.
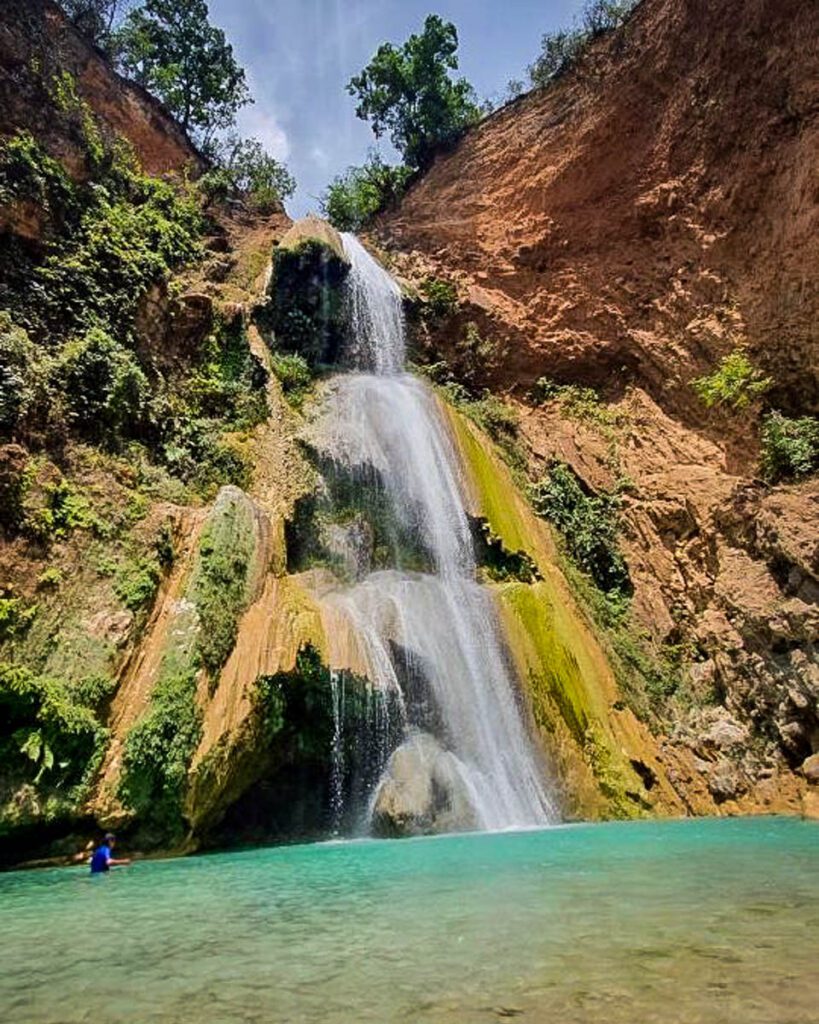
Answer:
(801, 753, 819, 786)
(370, 732, 478, 837)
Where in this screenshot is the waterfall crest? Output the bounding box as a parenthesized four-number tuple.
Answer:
(309, 232, 556, 832)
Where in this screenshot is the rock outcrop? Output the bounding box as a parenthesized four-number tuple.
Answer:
(380, 0, 818, 421)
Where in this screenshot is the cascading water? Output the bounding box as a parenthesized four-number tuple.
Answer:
(310, 232, 556, 832)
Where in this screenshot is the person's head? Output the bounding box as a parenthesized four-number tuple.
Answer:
(104, 833, 116, 849)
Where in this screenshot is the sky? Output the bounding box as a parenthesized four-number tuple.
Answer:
(207, 0, 587, 217)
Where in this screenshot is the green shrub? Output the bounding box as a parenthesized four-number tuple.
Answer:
(530, 462, 631, 594)
(22, 474, 97, 542)
(114, 556, 161, 612)
(420, 276, 458, 318)
(270, 351, 313, 408)
(0, 662, 108, 798)
(119, 670, 201, 836)
(0, 597, 38, 643)
(529, 30, 586, 86)
(0, 131, 76, 220)
(528, 0, 638, 87)
(0, 317, 50, 436)
(321, 153, 412, 231)
(36, 567, 63, 589)
(185, 320, 268, 429)
(691, 349, 772, 409)
(531, 377, 622, 431)
(760, 412, 819, 481)
(58, 328, 150, 442)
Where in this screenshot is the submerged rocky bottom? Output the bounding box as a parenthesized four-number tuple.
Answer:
(0, 817, 816, 1023)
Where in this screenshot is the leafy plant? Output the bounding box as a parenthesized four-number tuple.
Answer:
(270, 352, 313, 408)
(321, 152, 412, 231)
(420, 276, 458, 318)
(759, 412, 819, 482)
(531, 377, 622, 430)
(530, 462, 631, 594)
(0, 662, 108, 798)
(58, 328, 151, 442)
(22, 474, 98, 543)
(0, 597, 38, 643)
(114, 555, 161, 611)
(36, 567, 63, 589)
(691, 349, 772, 409)
(348, 15, 482, 171)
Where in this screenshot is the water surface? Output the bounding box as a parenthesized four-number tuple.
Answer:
(1, 817, 816, 1023)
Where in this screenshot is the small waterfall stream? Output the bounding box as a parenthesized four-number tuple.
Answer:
(309, 233, 555, 832)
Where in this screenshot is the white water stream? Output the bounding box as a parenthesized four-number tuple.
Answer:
(311, 233, 555, 831)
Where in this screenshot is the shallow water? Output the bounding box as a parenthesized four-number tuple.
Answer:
(1, 818, 817, 1024)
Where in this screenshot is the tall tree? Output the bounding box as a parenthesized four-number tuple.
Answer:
(347, 15, 481, 171)
(116, 0, 251, 151)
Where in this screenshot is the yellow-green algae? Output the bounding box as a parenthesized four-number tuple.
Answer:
(444, 402, 683, 819)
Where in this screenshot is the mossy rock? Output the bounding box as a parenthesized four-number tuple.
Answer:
(264, 217, 350, 367)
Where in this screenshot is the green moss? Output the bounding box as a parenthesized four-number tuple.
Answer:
(446, 400, 660, 818)
(497, 583, 642, 819)
(445, 403, 537, 558)
(188, 487, 259, 683)
(118, 669, 202, 841)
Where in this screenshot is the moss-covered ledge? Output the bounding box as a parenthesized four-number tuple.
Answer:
(262, 216, 350, 366)
(443, 399, 685, 820)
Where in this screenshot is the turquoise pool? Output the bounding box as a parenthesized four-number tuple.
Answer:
(0, 817, 817, 1023)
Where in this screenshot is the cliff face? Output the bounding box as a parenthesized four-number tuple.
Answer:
(379, 0, 818, 813)
(382, 0, 818, 420)
(0, 0, 204, 179)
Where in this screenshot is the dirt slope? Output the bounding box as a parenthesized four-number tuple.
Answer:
(381, 0, 818, 422)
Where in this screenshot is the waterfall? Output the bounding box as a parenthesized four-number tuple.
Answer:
(309, 232, 556, 832)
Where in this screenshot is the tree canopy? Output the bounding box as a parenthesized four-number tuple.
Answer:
(115, 0, 251, 151)
(58, 0, 134, 52)
(347, 15, 481, 171)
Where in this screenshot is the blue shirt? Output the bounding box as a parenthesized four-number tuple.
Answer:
(90, 844, 111, 873)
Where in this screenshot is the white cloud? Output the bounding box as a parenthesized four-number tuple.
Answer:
(236, 104, 291, 162)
